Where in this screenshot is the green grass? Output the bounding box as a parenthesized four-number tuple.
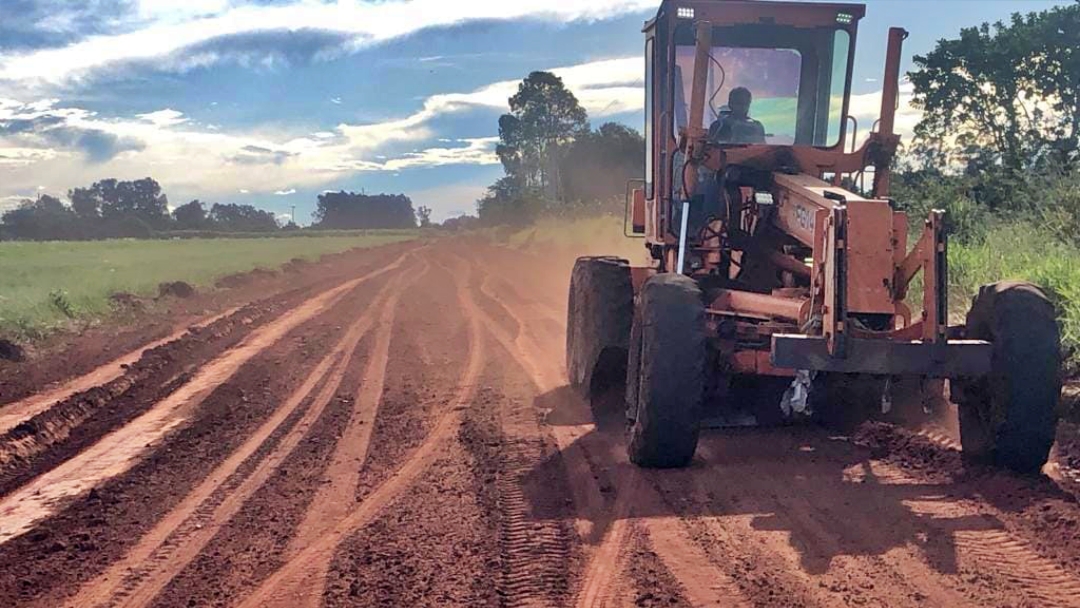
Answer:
(949, 223, 1080, 364)
(0, 232, 415, 339)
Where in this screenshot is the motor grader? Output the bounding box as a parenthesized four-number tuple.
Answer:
(566, 0, 1061, 472)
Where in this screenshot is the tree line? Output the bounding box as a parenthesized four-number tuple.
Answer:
(0, 178, 420, 241)
(895, 1, 1080, 245)
(478, 71, 645, 225)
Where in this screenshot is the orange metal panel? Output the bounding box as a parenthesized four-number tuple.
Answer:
(845, 200, 895, 314)
(630, 266, 654, 294)
(891, 211, 908, 272)
(710, 290, 805, 322)
(873, 27, 909, 197)
(731, 350, 796, 377)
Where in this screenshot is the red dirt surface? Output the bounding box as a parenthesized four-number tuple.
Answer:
(2, 237, 1080, 608)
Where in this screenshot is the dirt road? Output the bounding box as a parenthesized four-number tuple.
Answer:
(4, 238, 1080, 607)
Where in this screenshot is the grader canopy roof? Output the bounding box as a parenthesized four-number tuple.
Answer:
(652, 1, 864, 148)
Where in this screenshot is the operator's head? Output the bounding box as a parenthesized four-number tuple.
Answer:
(728, 87, 752, 118)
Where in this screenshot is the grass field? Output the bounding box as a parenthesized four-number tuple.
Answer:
(0, 232, 415, 339)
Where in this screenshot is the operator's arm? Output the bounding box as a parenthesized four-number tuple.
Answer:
(708, 117, 734, 143)
(746, 119, 766, 144)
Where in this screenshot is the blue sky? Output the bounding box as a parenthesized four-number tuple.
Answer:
(0, 0, 1069, 223)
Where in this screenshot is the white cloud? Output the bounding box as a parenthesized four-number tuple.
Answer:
(137, 109, 188, 127)
(337, 137, 500, 172)
(330, 97, 342, 105)
(409, 181, 491, 222)
(847, 83, 921, 146)
(0, 148, 63, 166)
(0, 196, 28, 212)
(0, 0, 654, 86)
(0, 55, 644, 203)
(133, 0, 233, 23)
(274, 188, 297, 195)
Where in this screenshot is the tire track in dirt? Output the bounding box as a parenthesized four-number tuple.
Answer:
(495, 429, 577, 608)
(0, 305, 275, 496)
(448, 254, 578, 608)
(0, 307, 244, 437)
(462, 251, 745, 608)
(613, 526, 694, 608)
(674, 424, 1080, 608)
(856, 422, 1080, 604)
(266, 258, 430, 608)
(690, 436, 966, 607)
(0, 254, 410, 548)
(879, 462, 1080, 607)
(651, 452, 827, 608)
(468, 259, 642, 607)
(236, 254, 486, 608)
(64, 255, 424, 608)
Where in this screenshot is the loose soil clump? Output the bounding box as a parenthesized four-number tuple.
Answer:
(108, 292, 145, 312)
(158, 282, 196, 299)
(0, 339, 24, 362)
(215, 268, 277, 289)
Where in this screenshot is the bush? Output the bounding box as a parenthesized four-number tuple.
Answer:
(950, 223, 1080, 370)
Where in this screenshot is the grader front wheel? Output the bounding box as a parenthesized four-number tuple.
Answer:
(955, 281, 1061, 473)
(627, 274, 706, 468)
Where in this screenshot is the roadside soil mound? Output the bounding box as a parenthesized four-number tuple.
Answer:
(215, 268, 278, 289)
(281, 257, 310, 274)
(108, 292, 145, 312)
(0, 340, 24, 363)
(157, 282, 196, 299)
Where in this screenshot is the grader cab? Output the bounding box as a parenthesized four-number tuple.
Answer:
(567, 0, 1061, 472)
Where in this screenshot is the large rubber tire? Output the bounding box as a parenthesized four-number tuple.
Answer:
(956, 281, 1061, 473)
(566, 257, 634, 410)
(627, 274, 706, 468)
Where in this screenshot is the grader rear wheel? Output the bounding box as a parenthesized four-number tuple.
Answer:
(566, 257, 633, 419)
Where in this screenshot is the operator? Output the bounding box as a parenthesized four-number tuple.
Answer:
(708, 87, 766, 144)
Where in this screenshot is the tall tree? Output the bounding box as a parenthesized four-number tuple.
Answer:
(208, 203, 279, 232)
(313, 191, 416, 229)
(173, 200, 208, 230)
(909, 3, 1080, 174)
(72, 177, 172, 229)
(1, 195, 79, 241)
(68, 187, 101, 221)
(477, 175, 536, 225)
(496, 71, 589, 199)
(560, 122, 645, 204)
(416, 205, 432, 228)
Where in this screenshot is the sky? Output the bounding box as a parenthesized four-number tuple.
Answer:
(0, 0, 1071, 224)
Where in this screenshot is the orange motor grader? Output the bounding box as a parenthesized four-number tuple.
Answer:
(566, 0, 1061, 472)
